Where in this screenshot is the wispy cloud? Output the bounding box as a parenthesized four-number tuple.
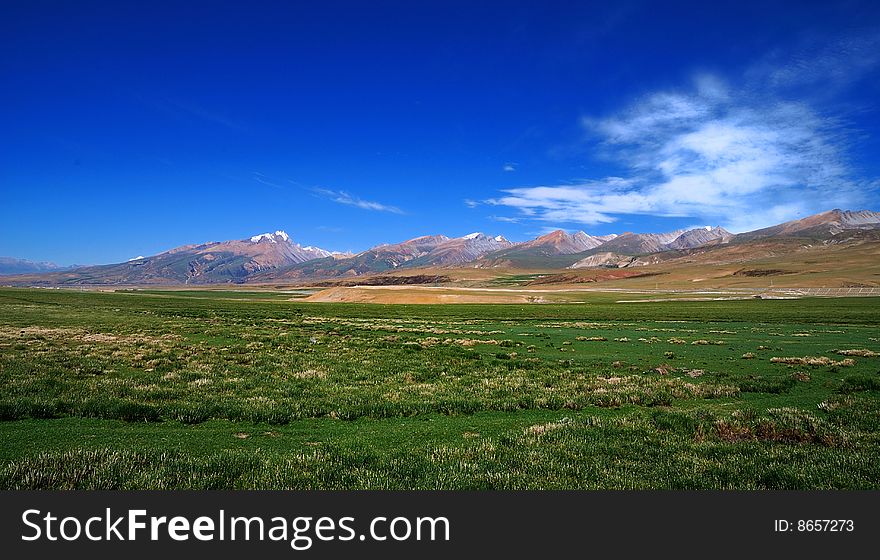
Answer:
(488, 41, 879, 232)
(747, 31, 880, 93)
(316, 225, 344, 233)
(137, 94, 249, 131)
(250, 174, 404, 215)
(463, 199, 480, 208)
(252, 172, 285, 189)
(489, 215, 520, 223)
(503, 162, 517, 172)
(171, 100, 247, 130)
(313, 188, 404, 214)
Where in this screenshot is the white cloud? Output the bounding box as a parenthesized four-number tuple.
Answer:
(503, 163, 517, 172)
(489, 69, 876, 232)
(463, 198, 480, 208)
(489, 215, 520, 223)
(313, 188, 404, 214)
(253, 172, 285, 189)
(748, 32, 880, 93)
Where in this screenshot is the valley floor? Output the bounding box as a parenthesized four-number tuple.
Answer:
(0, 288, 878, 489)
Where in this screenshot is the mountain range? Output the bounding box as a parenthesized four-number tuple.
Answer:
(3, 209, 879, 286)
(0, 257, 73, 276)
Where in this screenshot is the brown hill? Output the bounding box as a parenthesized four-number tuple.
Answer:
(3, 209, 878, 287)
(3, 231, 332, 285)
(735, 209, 880, 241)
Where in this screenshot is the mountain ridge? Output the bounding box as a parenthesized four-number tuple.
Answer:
(0, 257, 72, 276)
(3, 209, 878, 285)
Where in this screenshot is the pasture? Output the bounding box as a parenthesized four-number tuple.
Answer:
(0, 287, 878, 489)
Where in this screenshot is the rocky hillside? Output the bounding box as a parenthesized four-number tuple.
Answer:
(4, 209, 878, 285)
(0, 257, 70, 276)
(4, 231, 334, 285)
(258, 233, 513, 280)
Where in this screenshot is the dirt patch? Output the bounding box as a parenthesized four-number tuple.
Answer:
(732, 268, 793, 277)
(527, 271, 665, 285)
(314, 275, 451, 287)
(304, 286, 548, 304)
(713, 408, 840, 446)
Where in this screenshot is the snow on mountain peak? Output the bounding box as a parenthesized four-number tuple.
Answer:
(462, 232, 483, 240)
(838, 210, 880, 226)
(250, 230, 290, 243)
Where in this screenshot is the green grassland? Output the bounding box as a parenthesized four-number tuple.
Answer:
(0, 287, 878, 489)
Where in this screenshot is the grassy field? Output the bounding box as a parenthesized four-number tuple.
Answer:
(0, 287, 878, 489)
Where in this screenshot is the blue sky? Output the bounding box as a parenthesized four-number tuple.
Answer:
(2, 0, 879, 265)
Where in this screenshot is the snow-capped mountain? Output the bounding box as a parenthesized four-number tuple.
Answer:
(4, 230, 335, 285)
(520, 230, 609, 254)
(247, 230, 334, 263)
(5, 209, 878, 285)
(344, 232, 514, 270)
(566, 226, 730, 269)
(737, 209, 880, 241)
(0, 257, 70, 276)
(666, 226, 733, 250)
(249, 230, 290, 243)
(421, 233, 514, 266)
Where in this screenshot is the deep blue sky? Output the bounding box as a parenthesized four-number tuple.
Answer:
(2, 0, 879, 264)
